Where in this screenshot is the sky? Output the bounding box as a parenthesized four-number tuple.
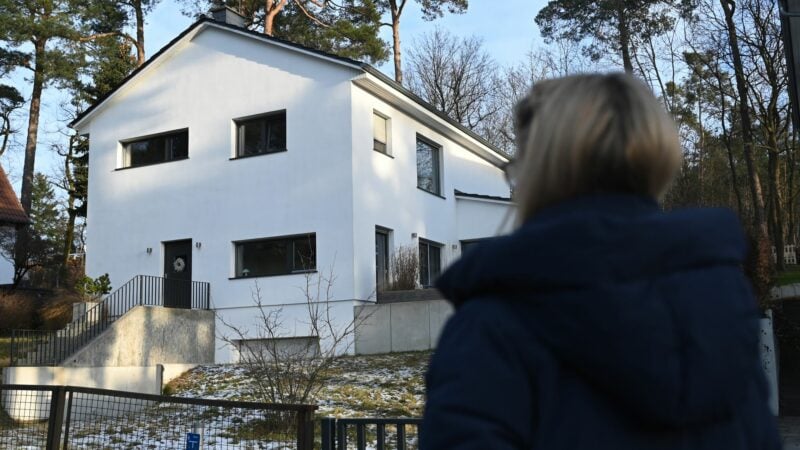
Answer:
(4, 0, 550, 190)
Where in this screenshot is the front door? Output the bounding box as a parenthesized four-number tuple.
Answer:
(376, 229, 389, 292)
(164, 239, 192, 308)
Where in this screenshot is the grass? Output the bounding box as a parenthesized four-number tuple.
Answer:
(778, 265, 800, 286)
(0, 337, 10, 367)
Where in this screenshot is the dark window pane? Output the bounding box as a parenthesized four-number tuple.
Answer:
(240, 120, 265, 156)
(419, 242, 429, 287)
(236, 234, 316, 277)
(374, 140, 387, 153)
(237, 112, 286, 157)
(430, 245, 441, 281)
(167, 133, 188, 160)
(239, 240, 288, 277)
(416, 138, 440, 195)
(266, 114, 286, 152)
(126, 130, 188, 168)
(293, 236, 316, 271)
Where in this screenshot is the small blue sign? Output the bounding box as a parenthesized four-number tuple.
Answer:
(186, 432, 200, 450)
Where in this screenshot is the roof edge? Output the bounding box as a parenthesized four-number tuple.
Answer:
(71, 18, 365, 130)
(359, 65, 509, 160)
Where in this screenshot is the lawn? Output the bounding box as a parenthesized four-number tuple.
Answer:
(167, 351, 431, 418)
(0, 336, 10, 367)
(778, 265, 800, 286)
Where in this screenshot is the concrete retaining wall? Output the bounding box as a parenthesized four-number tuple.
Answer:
(2, 365, 163, 393)
(62, 306, 215, 367)
(354, 299, 453, 354)
(1, 366, 163, 422)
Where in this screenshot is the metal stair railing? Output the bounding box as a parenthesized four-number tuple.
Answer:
(9, 275, 210, 366)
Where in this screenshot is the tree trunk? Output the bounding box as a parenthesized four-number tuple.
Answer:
(769, 150, 785, 270)
(391, 1, 403, 84)
(63, 205, 77, 267)
(62, 136, 77, 269)
(14, 39, 46, 283)
(617, 5, 634, 74)
(719, 80, 744, 214)
(264, 0, 286, 35)
(789, 130, 798, 245)
(134, 0, 145, 66)
(721, 0, 772, 302)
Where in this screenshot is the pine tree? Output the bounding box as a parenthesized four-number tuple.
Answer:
(0, 0, 89, 279)
(535, 0, 695, 73)
(378, 0, 468, 84)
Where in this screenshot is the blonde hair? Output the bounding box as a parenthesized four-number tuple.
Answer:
(512, 73, 682, 224)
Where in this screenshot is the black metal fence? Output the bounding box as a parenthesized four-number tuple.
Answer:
(0, 384, 316, 449)
(10, 275, 211, 366)
(320, 417, 422, 450)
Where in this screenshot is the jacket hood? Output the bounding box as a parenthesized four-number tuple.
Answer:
(436, 194, 762, 428)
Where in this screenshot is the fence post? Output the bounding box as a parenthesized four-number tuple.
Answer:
(9, 331, 14, 367)
(61, 388, 74, 450)
(320, 417, 335, 450)
(46, 386, 66, 450)
(297, 408, 315, 450)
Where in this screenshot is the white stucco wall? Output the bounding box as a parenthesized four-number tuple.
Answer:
(79, 23, 513, 362)
(349, 85, 514, 299)
(82, 26, 359, 344)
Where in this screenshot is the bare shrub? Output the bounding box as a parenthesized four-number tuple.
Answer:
(0, 291, 41, 332)
(389, 245, 418, 291)
(219, 267, 372, 404)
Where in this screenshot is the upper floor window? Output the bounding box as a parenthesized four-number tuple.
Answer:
(416, 136, 442, 196)
(373, 111, 389, 154)
(122, 129, 188, 168)
(419, 239, 442, 288)
(234, 233, 315, 278)
(236, 110, 286, 158)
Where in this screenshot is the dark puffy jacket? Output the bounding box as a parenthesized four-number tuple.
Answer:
(421, 194, 781, 450)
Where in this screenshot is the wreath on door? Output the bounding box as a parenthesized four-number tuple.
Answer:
(173, 256, 186, 273)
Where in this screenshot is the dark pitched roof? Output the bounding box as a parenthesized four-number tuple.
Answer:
(70, 18, 508, 159)
(0, 166, 28, 225)
(454, 189, 512, 203)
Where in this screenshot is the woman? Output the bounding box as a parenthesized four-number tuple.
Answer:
(421, 73, 781, 450)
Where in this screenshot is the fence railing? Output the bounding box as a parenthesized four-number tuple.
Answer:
(10, 275, 211, 366)
(0, 384, 316, 450)
(320, 417, 422, 450)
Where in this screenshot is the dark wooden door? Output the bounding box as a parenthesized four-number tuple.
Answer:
(164, 239, 192, 308)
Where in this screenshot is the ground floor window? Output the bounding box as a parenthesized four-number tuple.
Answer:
(376, 227, 391, 291)
(235, 337, 320, 363)
(419, 239, 442, 288)
(460, 238, 491, 255)
(234, 233, 316, 278)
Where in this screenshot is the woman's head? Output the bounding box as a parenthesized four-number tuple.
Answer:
(511, 73, 682, 223)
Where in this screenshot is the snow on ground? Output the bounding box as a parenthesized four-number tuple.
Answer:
(168, 351, 431, 418)
(0, 352, 431, 449)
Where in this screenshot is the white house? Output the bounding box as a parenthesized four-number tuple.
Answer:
(71, 9, 513, 363)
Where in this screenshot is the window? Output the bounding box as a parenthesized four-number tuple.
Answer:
(235, 233, 315, 278)
(236, 337, 320, 362)
(373, 112, 389, 154)
(416, 136, 441, 196)
(419, 239, 442, 288)
(236, 111, 287, 157)
(122, 129, 188, 168)
(461, 238, 491, 255)
(376, 227, 391, 291)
